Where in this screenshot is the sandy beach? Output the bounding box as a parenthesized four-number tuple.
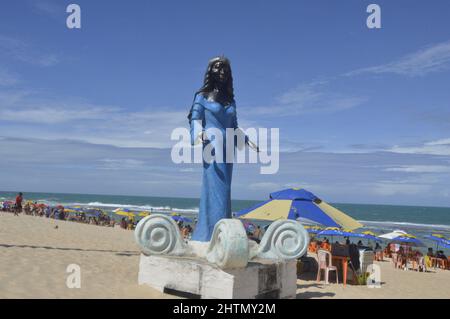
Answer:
(1, 212, 449, 299)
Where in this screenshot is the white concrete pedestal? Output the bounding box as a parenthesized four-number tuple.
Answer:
(138, 254, 297, 299)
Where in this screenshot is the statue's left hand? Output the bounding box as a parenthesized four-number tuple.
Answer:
(247, 139, 260, 153)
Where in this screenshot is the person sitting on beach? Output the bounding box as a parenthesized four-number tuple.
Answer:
(45, 206, 51, 218)
(181, 226, 189, 239)
(374, 242, 383, 261)
(424, 248, 434, 269)
(436, 250, 447, 259)
(24, 202, 31, 215)
(120, 217, 127, 229)
(253, 226, 262, 238)
(320, 238, 331, 251)
(435, 250, 448, 269)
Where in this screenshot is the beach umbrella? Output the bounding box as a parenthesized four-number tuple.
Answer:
(316, 227, 350, 242)
(138, 211, 150, 217)
(171, 215, 193, 223)
(359, 230, 382, 242)
(378, 230, 407, 240)
(439, 239, 450, 249)
(115, 210, 136, 218)
(380, 230, 424, 247)
(66, 206, 83, 212)
(425, 234, 450, 250)
(317, 227, 349, 237)
(64, 208, 79, 214)
(304, 225, 324, 234)
(236, 187, 363, 230)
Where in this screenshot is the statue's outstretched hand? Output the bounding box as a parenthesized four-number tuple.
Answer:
(200, 131, 210, 144)
(247, 139, 260, 153)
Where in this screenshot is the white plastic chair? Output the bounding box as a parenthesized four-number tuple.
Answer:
(359, 250, 374, 274)
(316, 249, 339, 284)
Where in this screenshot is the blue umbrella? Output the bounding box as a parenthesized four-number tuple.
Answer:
(316, 227, 352, 242)
(392, 235, 424, 247)
(171, 215, 193, 223)
(425, 234, 450, 250)
(304, 226, 324, 234)
(346, 230, 382, 242)
(440, 240, 450, 249)
(317, 227, 349, 237)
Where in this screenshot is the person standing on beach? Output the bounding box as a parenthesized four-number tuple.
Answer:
(14, 192, 23, 215)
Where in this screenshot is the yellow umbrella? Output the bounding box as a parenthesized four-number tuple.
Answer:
(115, 211, 135, 218)
(139, 211, 150, 217)
(362, 231, 377, 236)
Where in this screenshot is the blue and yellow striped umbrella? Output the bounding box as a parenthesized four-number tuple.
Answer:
(236, 188, 363, 230)
(424, 234, 450, 250)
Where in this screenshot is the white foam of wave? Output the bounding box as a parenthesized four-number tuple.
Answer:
(61, 201, 199, 214)
(360, 220, 450, 231)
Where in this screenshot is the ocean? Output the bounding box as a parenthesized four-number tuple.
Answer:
(1, 191, 449, 251)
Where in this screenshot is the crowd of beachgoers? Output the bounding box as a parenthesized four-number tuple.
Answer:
(0, 193, 195, 238)
(2, 193, 448, 273)
(308, 236, 449, 274)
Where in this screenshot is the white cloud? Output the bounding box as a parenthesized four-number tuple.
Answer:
(30, 0, 63, 17)
(371, 181, 432, 196)
(0, 34, 60, 67)
(98, 159, 146, 170)
(0, 105, 119, 124)
(247, 81, 367, 117)
(0, 88, 189, 147)
(384, 165, 450, 173)
(0, 68, 19, 86)
(388, 138, 450, 156)
(347, 40, 450, 77)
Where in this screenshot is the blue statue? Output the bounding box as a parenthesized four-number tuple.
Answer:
(188, 56, 257, 242)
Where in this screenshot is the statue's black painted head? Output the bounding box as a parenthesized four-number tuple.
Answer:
(197, 56, 234, 103)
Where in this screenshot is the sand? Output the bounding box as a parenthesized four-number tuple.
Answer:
(1, 212, 449, 299)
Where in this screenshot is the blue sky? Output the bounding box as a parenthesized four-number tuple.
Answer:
(1, 0, 450, 207)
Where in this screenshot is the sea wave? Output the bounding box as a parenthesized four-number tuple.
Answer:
(359, 220, 450, 231)
(61, 201, 199, 214)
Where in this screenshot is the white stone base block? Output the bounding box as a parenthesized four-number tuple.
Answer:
(138, 254, 297, 299)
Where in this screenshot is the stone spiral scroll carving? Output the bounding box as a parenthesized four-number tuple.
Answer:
(206, 219, 249, 269)
(257, 220, 309, 260)
(134, 214, 186, 256)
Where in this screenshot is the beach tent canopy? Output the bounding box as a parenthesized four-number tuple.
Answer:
(378, 230, 407, 240)
(236, 187, 363, 230)
(379, 230, 424, 246)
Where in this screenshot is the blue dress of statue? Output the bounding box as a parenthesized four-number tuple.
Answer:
(188, 56, 244, 242)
